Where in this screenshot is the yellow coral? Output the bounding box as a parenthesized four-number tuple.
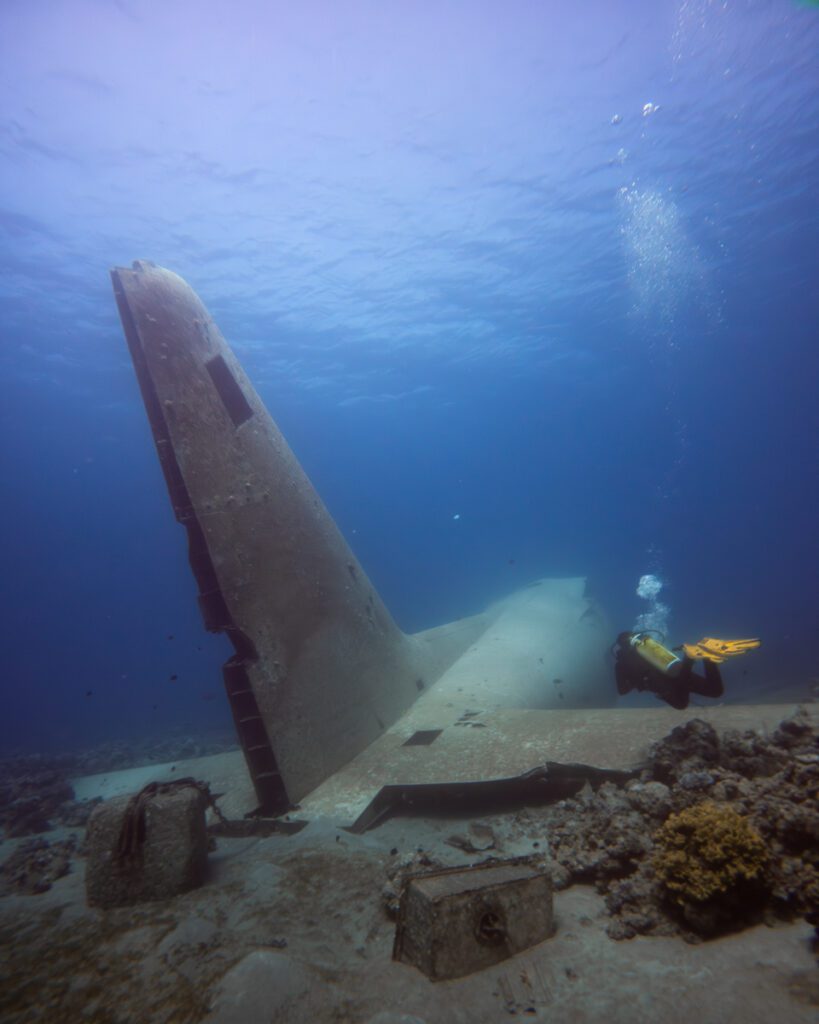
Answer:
(653, 801, 768, 905)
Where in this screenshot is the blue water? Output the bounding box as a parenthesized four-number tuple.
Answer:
(1, 1, 817, 753)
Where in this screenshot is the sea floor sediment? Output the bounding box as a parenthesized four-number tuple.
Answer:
(0, 709, 816, 1023)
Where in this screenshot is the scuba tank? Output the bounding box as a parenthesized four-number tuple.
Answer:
(629, 633, 682, 674)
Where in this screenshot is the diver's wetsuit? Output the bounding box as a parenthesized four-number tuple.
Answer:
(614, 631, 723, 710)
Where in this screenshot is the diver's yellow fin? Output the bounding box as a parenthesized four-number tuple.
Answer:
(682, 637, 761, 663)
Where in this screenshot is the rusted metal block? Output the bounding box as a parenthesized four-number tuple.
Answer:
(85, 784, 208, 908)
(393, 859, 554, 980)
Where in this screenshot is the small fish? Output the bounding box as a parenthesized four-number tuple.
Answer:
(169, 674, 178, 681)
(85, 689, 93, 698)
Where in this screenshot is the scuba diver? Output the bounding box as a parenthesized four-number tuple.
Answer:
(613, 633, 760, 710)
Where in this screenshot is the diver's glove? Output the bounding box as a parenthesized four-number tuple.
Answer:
(682, 637, 761, 663)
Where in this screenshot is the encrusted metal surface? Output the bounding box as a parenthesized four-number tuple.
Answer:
(394, 859, 555, 980)
(111, 261, 467, 807)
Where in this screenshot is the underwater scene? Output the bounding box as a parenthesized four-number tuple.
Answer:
(1, 2, 817, 1022)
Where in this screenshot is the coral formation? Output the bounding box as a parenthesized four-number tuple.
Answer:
(653, 801, 768, 905)
(541, 709, 818, 940)
(0, 769, 73, 837)
(652, 801, 769, 934)
(0, 836, 77, 895)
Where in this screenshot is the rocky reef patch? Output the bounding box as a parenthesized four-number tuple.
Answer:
(537, 709, 818, 941)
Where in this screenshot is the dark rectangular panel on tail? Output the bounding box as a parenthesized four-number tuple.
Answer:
(206, 354, 254, 427)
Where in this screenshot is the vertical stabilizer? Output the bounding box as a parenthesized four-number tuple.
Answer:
(111, 261, 438, 808)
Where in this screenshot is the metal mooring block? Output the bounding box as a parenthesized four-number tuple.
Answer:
(393, 859, 554, 981)
(85, 784, 208, 908)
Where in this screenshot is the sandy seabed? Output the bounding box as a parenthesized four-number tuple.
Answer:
(1, 710, 817, 1024)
